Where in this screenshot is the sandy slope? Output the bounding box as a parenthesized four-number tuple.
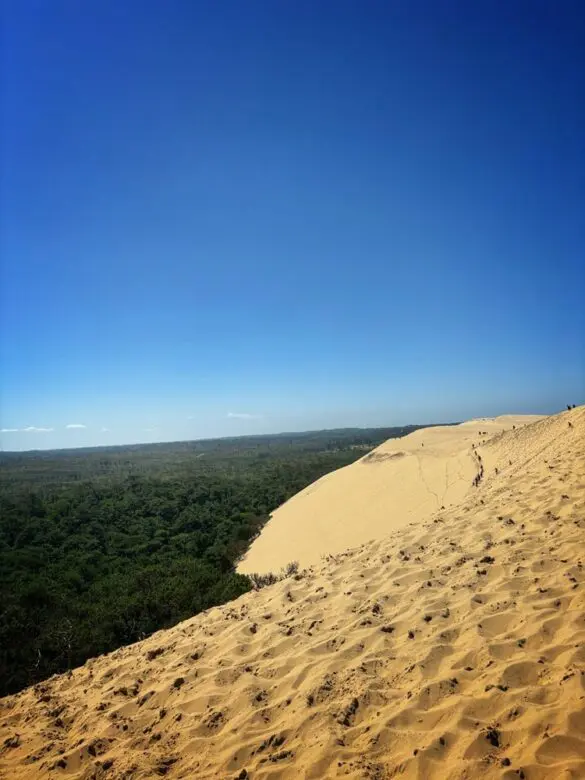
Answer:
(237, 415, 543, 575)
(1, 407, 584, 780)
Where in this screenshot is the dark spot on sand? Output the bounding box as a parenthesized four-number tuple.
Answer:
(485, 727, 501, 748)
(154, 757, 178, 776)
(338, 697, 359, 727)
(146, 647, 165, 661)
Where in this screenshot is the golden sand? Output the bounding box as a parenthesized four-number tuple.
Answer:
(237, 415, 543, 575)
(1, 407, 584, 779)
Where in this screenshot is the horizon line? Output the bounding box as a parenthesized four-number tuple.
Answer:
(0, 421, 456, 456)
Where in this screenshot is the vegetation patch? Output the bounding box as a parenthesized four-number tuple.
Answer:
(0, 426, 427, 695)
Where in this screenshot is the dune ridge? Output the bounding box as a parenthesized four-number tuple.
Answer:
(1, 407, 584, 779)
(237, 414, 543, 575)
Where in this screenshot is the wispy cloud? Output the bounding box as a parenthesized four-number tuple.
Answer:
(100, 427, 110, 433)
(227, 412, 262, 420)
(1, 426, 54, 433)
(66, 423, 86, 429)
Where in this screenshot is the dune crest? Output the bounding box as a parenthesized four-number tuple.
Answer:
(1, 407, 584, 780)
(237, 414, 543, 575)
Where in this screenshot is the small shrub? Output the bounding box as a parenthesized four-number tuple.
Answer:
(282, 561, 299, 577)
(248, 571, 279, 589)
(248, 562, 300, 590)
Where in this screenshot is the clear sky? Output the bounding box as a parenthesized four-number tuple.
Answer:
(1, 1, 584, 451)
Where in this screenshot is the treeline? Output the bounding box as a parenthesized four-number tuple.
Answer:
(0, 426, 424, 487)
(0, 425, 428, 695)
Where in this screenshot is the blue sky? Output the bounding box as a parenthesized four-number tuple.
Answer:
(1, 1, 584, 450)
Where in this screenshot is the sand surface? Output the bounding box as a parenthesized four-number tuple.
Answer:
(1, 407, 584, 780)
(237, 415, 543, 575)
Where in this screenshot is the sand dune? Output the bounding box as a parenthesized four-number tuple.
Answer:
(237, 415, 543, 575)
(1, 407, 584, 780)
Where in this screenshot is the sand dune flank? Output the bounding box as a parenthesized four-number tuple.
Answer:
(1, 407, 584, 780)
(237, 415, 543, 574)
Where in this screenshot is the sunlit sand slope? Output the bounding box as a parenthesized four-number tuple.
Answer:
(237, 415, 543, 574)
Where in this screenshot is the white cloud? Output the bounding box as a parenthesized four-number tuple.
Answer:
(66, 423, 86, 429)
(100, 427, 110, 433)
(23, 426, 54, 433)
(227, 412, 262, 420)
(0, 428, 19, 433)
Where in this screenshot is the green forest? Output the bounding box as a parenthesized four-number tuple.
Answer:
(0, 425, 428, 696)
